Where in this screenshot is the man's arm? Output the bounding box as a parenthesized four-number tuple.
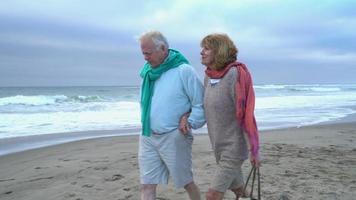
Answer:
(179, 64, 206, 133)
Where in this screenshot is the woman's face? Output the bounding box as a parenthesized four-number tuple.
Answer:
(200, 46, 215, 68)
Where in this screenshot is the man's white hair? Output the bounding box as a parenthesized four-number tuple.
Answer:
(139, 30, 169, 50)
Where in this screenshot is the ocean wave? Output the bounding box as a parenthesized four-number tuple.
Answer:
(56, 95, 104, 103)
(256, 94, 356, 109)
(0, 95, 105, 106)
(254, 85, 286, 90)
(288, 87, 342, 92)
(255, 84, 356, 92)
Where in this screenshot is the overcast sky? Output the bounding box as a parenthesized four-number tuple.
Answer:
(0, 0, 355, 86)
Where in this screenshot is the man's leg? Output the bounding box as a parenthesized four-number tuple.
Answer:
(139, 135, 168, 200)
(184, 181, 201, 200)
(140, 184, 157, 200)
(205, 188, 224, 200)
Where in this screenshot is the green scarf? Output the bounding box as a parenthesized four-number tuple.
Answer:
(140, 49, 189, 136)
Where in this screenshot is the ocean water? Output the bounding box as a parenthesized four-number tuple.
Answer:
(1, 84, 356, 139)
(0, 86, 140, 139)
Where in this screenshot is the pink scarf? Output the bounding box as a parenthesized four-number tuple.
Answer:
(205, 61, 259, 158)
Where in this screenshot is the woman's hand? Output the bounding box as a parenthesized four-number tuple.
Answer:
(250, 154, 261, 167)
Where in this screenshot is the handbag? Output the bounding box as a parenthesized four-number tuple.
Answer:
(240, 166, 261, 200)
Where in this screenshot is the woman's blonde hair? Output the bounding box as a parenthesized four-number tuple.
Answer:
(201, 33, 238, 70)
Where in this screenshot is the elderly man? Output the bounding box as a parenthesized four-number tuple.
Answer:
(138, 30, 205, 200)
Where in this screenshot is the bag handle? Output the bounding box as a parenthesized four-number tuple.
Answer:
(243, 166, 261, 200)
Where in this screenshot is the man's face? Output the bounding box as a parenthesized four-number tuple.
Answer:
(141, 39, 166, 68)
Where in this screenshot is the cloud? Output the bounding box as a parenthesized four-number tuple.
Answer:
(0, 0, 355, 86)
(0, 14, 138, 52)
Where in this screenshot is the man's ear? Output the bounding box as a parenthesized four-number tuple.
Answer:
(161, 45, 166, 52)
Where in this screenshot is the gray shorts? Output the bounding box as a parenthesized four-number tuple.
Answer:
(211, 158, 245, 192)
(138, 129, 194, 188)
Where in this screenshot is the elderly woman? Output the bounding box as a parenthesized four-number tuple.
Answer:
(201, 33, 260, 200)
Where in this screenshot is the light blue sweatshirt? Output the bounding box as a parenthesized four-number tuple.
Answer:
(149, 63, 205, 134)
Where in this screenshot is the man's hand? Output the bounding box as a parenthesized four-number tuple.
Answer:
(179, 112, 191, 135)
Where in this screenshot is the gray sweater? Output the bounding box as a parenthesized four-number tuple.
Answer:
(204, 67, 248, 163)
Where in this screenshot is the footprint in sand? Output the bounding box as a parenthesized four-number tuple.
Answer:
(0, 178, 15, 182)
(34, 166, 50, 170)
(25, 176, 54, 182)
(105, 174, 124, 181)
(118, 194, 133, 200)
(283, 170, 298, 177)
(82, 184, 94, 188)
(3, 191, 13, 195)
(59, 158, 73, 162)
(64, 193, 76, 198)
(93, 166, 108, 171)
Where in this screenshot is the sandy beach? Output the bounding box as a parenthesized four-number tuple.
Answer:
(0, 122, 355, 200)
